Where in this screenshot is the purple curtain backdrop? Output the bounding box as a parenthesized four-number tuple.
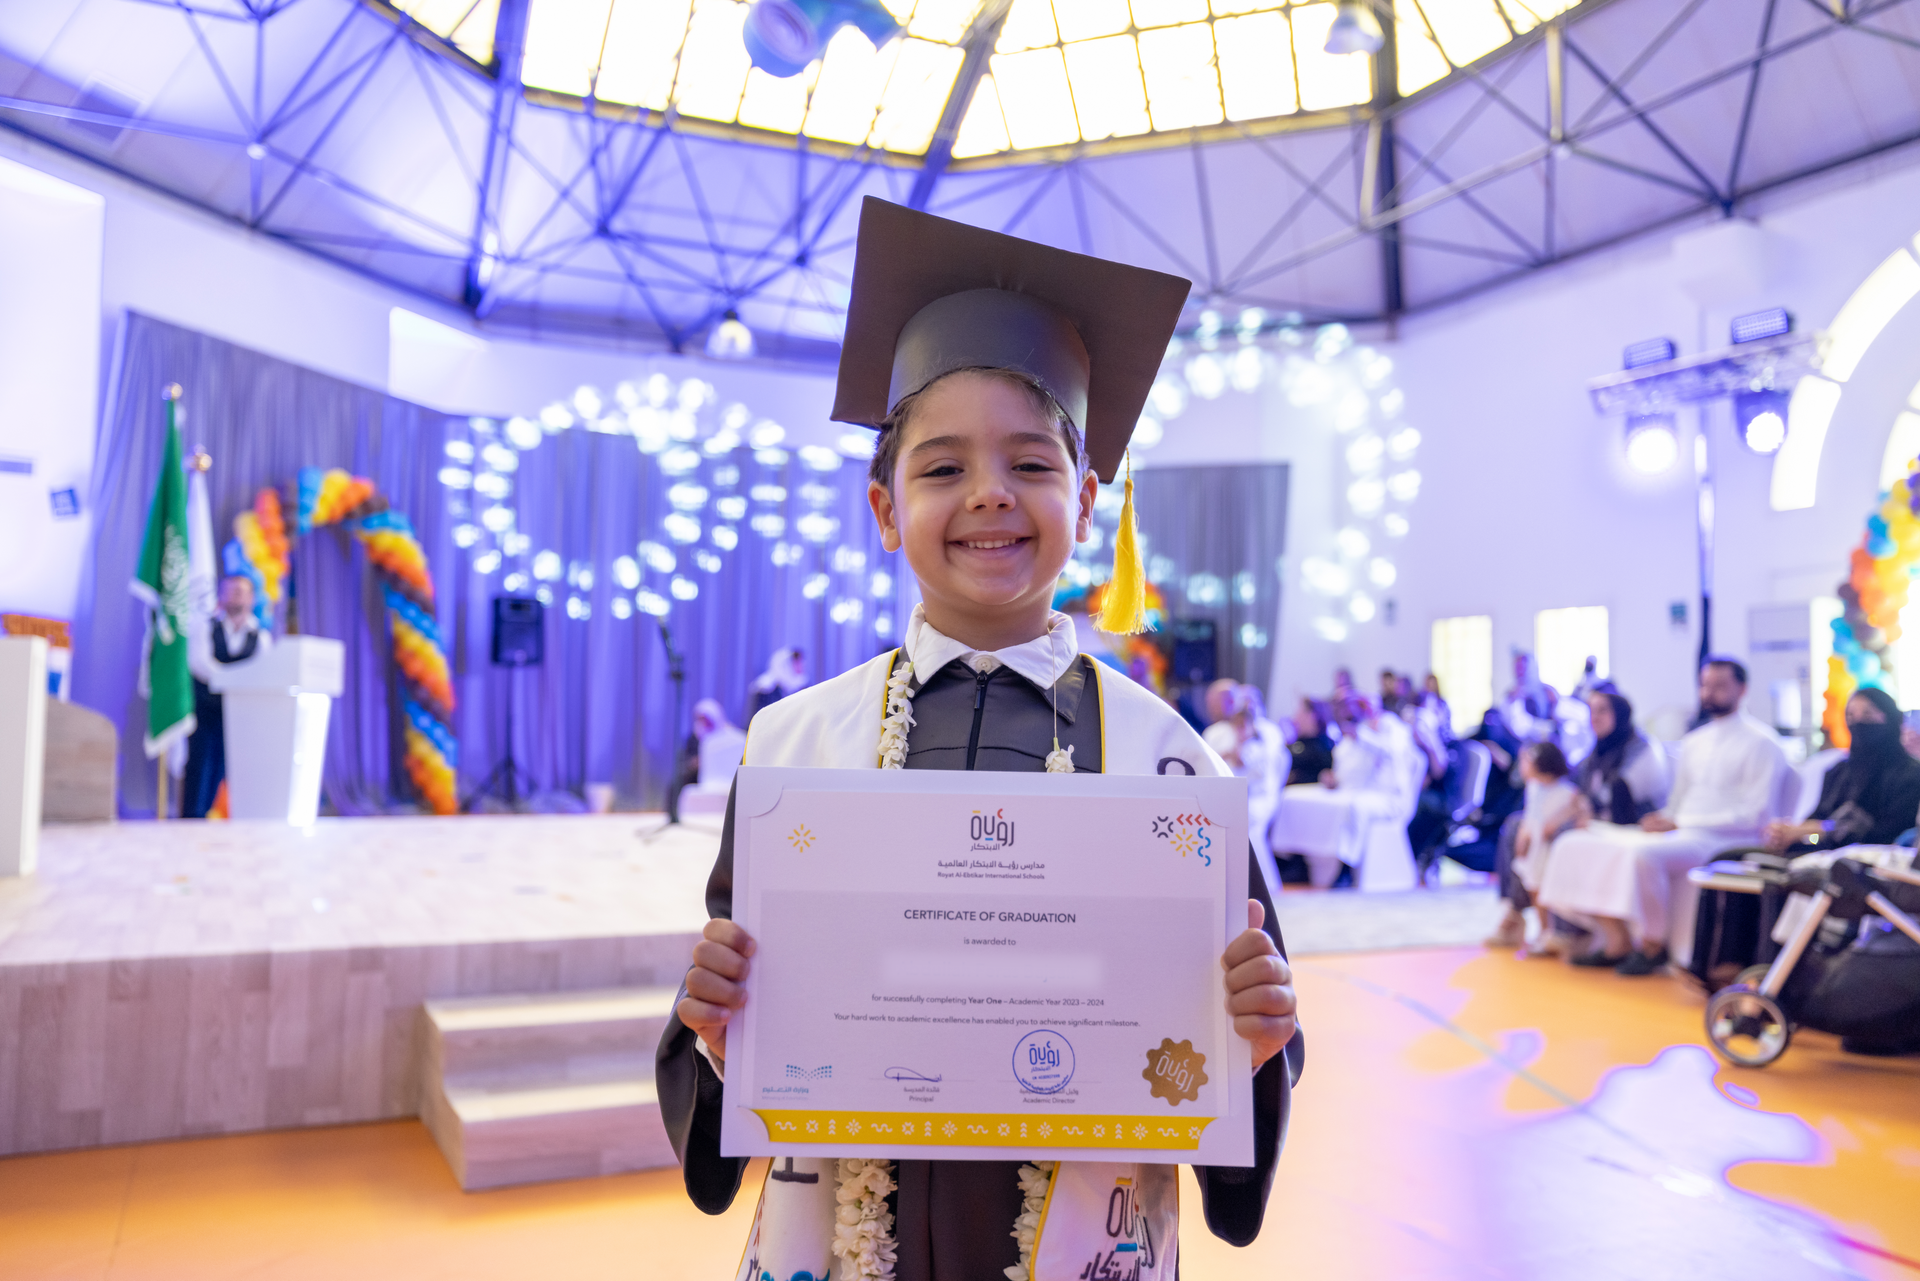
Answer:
(73, 312, 918, 817)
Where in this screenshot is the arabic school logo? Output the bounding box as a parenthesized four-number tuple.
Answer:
(969, 807, 1015, 850)
(1143, 1038, 1208, 1106)
(789, 824, 816, 851)
(1150, 813, 1214, 866)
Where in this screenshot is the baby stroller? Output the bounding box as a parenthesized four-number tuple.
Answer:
(1704, 855, 1920, 1067)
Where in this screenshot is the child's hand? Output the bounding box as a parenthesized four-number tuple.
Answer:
(678, 918, 757, 1064)
(1222, 899, 1297, 1070)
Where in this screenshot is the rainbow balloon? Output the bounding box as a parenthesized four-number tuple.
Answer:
(222, 466, 458, 814)
(1824, 468, 1920, 749)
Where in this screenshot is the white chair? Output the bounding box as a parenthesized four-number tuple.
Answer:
(1354, 738, 1427, 892)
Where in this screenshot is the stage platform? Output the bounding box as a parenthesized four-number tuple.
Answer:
(0, 815, 720, 1159)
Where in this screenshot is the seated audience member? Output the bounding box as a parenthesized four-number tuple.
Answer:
(1764, 687, 1920, 851)
(1572, 685, 1670, 826)
(679, 700, 749, 811)
(1502, 649, 1560, 744)
(1486, 742, 1579, 948)
(1287, 697, 1337, 785)
(1398, 674, 1452, 859)
(1379, 667, 1401, 713)
(1421, 673, 1456, 743)
(1237, 686, 1288, 887)
(1201, 678, 1245, 765)
(1538, 658, 1790, 976)
(1688, 686, 1920, 990)
(746, 647, 807, 721)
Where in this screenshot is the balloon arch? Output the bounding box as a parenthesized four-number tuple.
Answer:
(224, 467, 458, 814)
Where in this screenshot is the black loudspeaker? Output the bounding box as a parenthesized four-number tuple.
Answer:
(1170, 618, 1217, 686)
(491, 596, 544, 667)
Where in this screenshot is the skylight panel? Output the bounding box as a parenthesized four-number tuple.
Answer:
(522, 0, 614, 98)
(1499, 0, 1577, 31)
(1129, 0, 1207, 29)
(1207, 0, 1270, 17)
(1291, 4, 1370, 110)
(1064, 35, 1151, 140)
(871, 39, 967, 151)
(997, 0, 1060, 52)
(1216, 11, 1295, 121)
(1137, 22, 1222, 130)
(904, 0, 984, 43)
(992, 47, 1083, 149)
(737, 63, 817, 133)
(1055, 0, 1132, 42)
(595, 0, 693, 109)
(951, 72, 1014, 156)
(1394, 0, 1452, 95)
(805, 25, 898, 143)
(672, 0, 753, 122)
(1419, 0, 1513, 67)
(395, 0, 499, 63)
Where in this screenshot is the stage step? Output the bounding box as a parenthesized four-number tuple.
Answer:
(418, 986, 682, 1190)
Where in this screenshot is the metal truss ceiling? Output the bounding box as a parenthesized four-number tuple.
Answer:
(3, 0, 1920, 361)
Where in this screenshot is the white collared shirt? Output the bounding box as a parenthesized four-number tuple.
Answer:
(902, 603, 1079, 690)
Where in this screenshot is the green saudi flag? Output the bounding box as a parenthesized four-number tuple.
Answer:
(131, 394, 195, 759)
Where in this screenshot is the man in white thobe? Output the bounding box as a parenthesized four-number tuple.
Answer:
(1538, 658, 1791, 974)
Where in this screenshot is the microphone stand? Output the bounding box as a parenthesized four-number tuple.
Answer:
(640, 617, 688, 843)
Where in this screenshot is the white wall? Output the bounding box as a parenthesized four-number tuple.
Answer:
(1285, 154, 1920, 731)
(0, 154, 102, 621)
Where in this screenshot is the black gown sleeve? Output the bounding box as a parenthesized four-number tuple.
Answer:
(654, 780, 753, 1214)
(1191, 845, 1305, 1246)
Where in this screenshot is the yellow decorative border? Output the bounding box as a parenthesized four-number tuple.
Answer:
(751, 1109, 1215, 1150)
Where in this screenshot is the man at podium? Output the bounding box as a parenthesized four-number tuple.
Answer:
(182, 575, 273, 818)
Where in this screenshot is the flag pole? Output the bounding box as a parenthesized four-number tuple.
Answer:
(157, 759, 168, 821)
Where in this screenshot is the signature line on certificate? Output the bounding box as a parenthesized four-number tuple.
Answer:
(884, 1067, 944, 1083)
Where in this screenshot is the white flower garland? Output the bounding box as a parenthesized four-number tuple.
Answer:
(831, 1157, 899, 1280)
(1005, 1160, 1056, 1281)
(848, 644, 1066, 1278)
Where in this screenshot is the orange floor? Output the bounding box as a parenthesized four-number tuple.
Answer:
(2, 947, 1914, 1280)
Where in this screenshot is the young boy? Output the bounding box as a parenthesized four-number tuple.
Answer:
(655, 198, 1301, 1280)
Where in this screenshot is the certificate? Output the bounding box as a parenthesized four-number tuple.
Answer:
(719, 766, 1253, 1167)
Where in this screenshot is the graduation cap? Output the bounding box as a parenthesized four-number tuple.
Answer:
(832, 197, 1192, 633)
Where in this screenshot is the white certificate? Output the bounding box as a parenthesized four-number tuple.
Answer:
(720, 766, 1253, 1167)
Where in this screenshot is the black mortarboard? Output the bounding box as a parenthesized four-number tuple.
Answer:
(831, 197, 1192, 484)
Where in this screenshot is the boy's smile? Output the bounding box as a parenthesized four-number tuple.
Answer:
(868, 371, 1097, 653)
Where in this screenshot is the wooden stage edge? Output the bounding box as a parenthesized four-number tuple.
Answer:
(0, 814, 720, 1158)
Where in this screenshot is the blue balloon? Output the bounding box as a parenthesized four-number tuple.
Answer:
(743, 0, 902, 77)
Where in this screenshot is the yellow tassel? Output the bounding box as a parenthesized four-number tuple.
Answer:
(1096, 452, 1147, 635)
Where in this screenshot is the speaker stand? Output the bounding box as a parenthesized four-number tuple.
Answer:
(464, 666, 538, 812)
(638, 619, 688, 844)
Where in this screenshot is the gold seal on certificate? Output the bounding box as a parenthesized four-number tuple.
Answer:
(719, 765, 1255, 1167)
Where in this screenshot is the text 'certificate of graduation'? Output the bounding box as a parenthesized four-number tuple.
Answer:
(720, 766, 1253, 1167)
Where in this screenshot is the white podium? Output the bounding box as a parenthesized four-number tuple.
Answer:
(210, 636, 344, 825)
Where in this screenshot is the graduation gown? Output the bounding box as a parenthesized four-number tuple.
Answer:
(655, 650, 1304, 1278)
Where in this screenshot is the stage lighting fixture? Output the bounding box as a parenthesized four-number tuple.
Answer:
(1731, 307, 1792, 345)
(1622, 337, 1677, 370)
(1625, 415, 1679, 473)
(1733, 390, 1790, 454)
(706, 310, 755, 360)
(1326, 2, 1384, 55)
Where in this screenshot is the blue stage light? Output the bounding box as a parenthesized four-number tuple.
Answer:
(1731, 307, 1793, 345)
(1623, 337, 1677, 370)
